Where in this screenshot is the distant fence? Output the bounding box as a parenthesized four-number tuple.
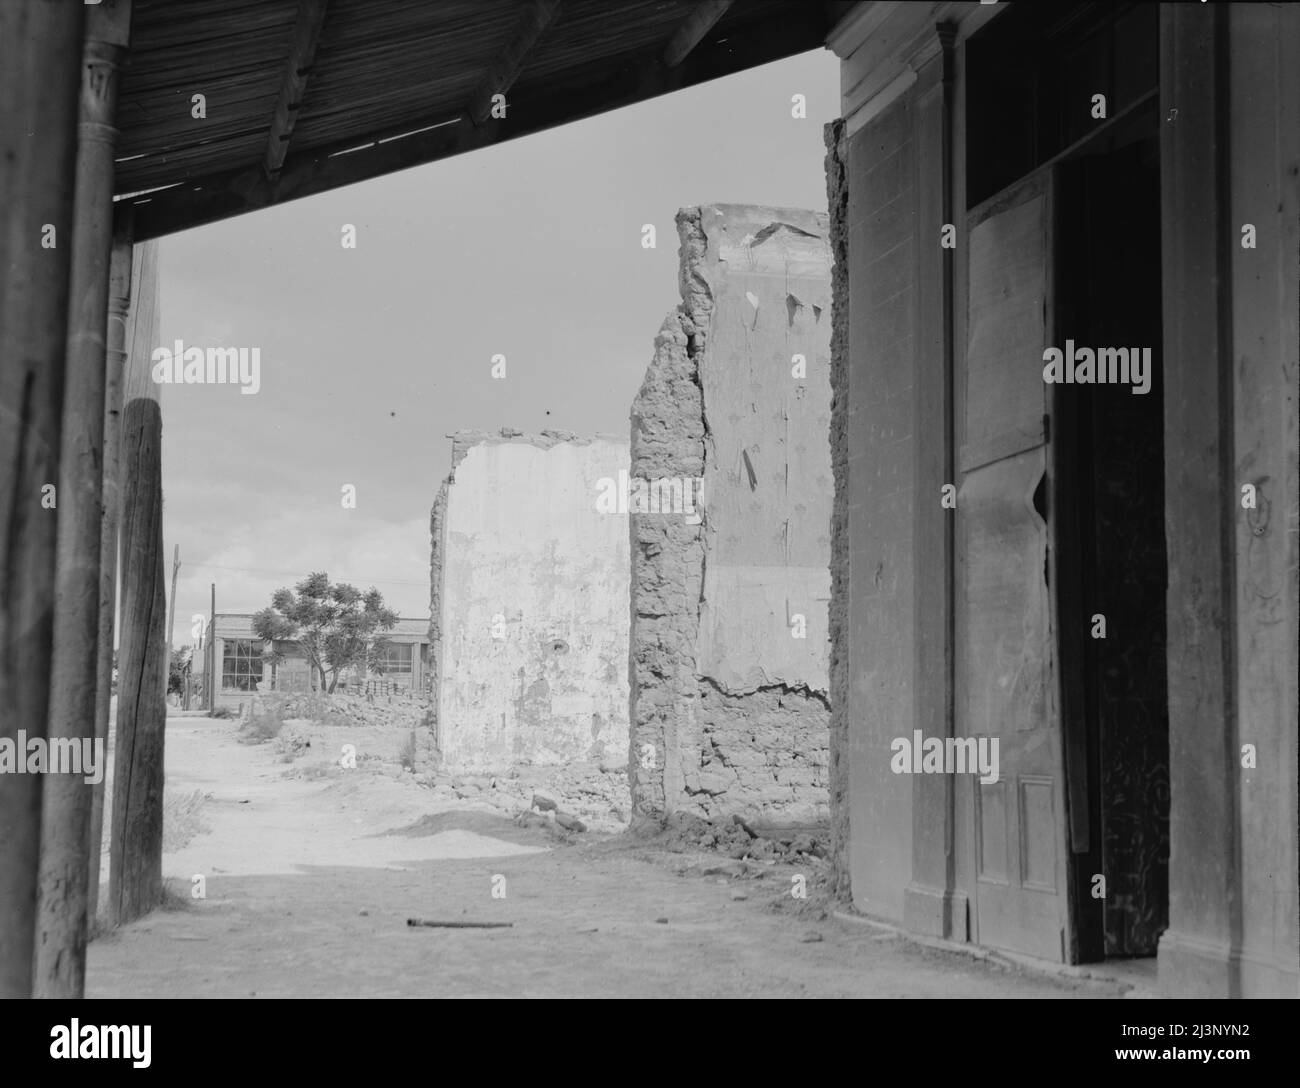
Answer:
(356, 679, 411, 701)
(260, 675, 423, 701)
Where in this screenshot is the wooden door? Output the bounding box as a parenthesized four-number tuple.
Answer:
(957, 167, 1072, 962)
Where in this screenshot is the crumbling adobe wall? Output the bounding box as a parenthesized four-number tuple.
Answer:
(427, 475, 450, 749)
(824, 120, 851, 897)
(627, 312, 707, 825)
(432, 429, 631, 772)
(629, 204, 833, 830)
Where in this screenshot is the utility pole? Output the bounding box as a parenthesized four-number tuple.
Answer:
(167, 544, 179, 651)
(166, 543, 179, 691)
(209, 582, 215, 710)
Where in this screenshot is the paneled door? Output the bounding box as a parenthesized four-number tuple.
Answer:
(957, 167, 1072, 962)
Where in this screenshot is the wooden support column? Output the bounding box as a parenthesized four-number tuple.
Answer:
(1155, 1, 1240, 997)
(35, 0, 132, 997)
(0, 0, 86, 1000)
(904, 23, 961, 940)
(87, 227, 134, 927)
(108, 241, 165, 928)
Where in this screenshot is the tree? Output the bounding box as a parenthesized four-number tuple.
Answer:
(167, 646, 192, 695)
(251, 572, 398, 694)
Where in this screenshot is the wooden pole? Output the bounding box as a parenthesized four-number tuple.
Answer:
(108, 240, 165, 927)
(35, 0, 132, 997)
(166, 543, 179, 700)
(0, 0, 87, 1000)
(194, 630, 203, 711)
(88, 227, 135, 927)
(209, 583, 216, 710)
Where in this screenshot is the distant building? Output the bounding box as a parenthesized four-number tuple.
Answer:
(206, 612, 430, 713)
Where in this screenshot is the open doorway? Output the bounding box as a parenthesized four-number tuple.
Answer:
(1055, 130, 1169, 963)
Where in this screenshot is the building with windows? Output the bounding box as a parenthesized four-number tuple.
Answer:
(206, 612, 430, 714)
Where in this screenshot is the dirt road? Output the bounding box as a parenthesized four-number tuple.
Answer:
(85, 717, 1128, 998)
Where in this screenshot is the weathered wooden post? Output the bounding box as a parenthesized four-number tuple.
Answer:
(87, 228, 135, 928)
(36, 0, 133, 997)
(108, 240, 166, 927)
(166, 544, 179, 663)
(0, 0, 87, 1000)
(208, 583, 216, 710)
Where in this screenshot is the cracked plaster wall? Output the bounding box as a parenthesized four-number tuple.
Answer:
(431, 430, 631, 772)
(629, 205, 833, 828)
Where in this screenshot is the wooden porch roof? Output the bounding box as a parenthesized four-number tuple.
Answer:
(114, 0, 848, 241)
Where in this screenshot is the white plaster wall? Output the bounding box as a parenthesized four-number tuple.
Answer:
(439, 438, 630, 771)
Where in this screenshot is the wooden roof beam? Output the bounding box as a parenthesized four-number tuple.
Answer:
(263, 0, 329, 180)
(467, 0, 562, 125)
(663, 0, 733, 67)
(118, 5, 829, 241)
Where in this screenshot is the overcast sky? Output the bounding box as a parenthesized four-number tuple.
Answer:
(156, 47, 840, 648)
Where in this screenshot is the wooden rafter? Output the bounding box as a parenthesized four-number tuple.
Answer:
(663, 0, 733, 67)
(263, 0, 329, 179)
(117, 6, 828, 241)
(467, 0, 562, 125)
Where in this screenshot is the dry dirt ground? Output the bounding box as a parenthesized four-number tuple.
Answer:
(85, 713, 1129, 999)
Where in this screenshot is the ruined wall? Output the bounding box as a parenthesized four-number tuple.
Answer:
(824, 120, 851, 897)
(630, 205, 833, 829)
(432, 430, 630, 772)
(427, 475, 450, 747)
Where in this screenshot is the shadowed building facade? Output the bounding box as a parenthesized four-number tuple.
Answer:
(825, 0, 1298, 996)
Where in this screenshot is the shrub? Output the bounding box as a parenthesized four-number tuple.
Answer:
(398, 730, 418, 773)
(210, 705, 235, 720)
(239, 699, 284, 743)
(299, 691, 351, 728)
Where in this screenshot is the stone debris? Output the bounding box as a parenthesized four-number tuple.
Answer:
(652, 811, 830, 864)
(260, 690, 632, 831)
(252, 690, 433, 732)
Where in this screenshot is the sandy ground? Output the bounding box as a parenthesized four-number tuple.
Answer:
(85, 716, 1129, 998)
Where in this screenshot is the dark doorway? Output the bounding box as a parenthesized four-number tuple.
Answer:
(1055, 131, 1170, 961)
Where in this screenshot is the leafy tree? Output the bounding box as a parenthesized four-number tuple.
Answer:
(168, 646, 192, 695)
(251, 572, 398, 694)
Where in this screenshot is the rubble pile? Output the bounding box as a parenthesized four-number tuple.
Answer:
(412, 761, 630, 833)
(256, 690, 433, 731)
(654, 811, 830, 862)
